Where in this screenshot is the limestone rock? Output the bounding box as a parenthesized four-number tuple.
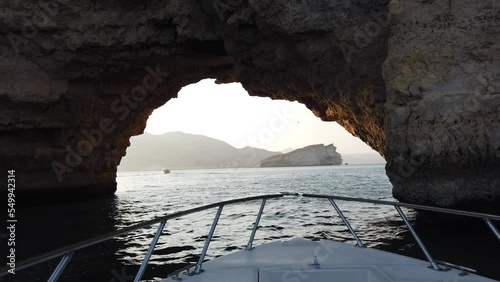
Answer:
(0, 0, 498, 211)
(383, 0, 500, 211)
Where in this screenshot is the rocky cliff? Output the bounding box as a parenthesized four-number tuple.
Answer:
(260, 144, 342, 167)
(0, 0, 499, 211)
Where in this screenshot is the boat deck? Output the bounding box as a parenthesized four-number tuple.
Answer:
(163, 238, 496, 282)
(3, 193, 498, 282)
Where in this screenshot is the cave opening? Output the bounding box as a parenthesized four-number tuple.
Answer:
(118, 78, 386, 175)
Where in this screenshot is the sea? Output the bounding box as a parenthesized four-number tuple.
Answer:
(7, 165, 500, 281)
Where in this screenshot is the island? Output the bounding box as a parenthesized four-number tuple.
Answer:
(259, 144, 342, 167)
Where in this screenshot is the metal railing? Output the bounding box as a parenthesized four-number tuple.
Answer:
(1, 192, 499, 281)
(301, 193, 500, 271)
(0, 193, 283, 281)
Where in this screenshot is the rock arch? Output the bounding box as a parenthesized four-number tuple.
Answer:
(0, 0, 499, 211)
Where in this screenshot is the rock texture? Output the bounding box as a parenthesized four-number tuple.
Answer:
(0, 0, 498, 210)
(384, 0, 500, 210)
(260, 144, 342, 167)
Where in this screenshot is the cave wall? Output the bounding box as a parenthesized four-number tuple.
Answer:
(384, 0, 500, 209)
(0, 0, 498, 210)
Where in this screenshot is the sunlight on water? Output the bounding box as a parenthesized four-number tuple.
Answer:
(113, 165, 406, 265)
(11, 165, 500, 282)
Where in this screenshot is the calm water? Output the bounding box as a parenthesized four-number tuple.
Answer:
(7, 165, 500, 281)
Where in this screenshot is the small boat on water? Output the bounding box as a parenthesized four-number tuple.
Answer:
(162, 168, 170, 174)
(2, 192, 499, 282)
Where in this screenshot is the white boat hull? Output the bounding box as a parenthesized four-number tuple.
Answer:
(163, 238, 496, 282)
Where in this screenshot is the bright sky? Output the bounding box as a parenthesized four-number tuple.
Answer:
(145, 79, 376, 154)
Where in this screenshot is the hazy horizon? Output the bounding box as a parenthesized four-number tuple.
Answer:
(139, 130, 384, 157)
(119, 131, 385, 172)
(145, 79, 379, 155)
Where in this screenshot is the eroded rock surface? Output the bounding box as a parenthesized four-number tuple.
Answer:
(384, 0, 500, 210)
(0, 0, 498, 210)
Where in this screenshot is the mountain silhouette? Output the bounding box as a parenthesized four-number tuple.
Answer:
(118, 131, 281, 171)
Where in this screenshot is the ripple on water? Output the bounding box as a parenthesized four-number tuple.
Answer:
(13, 165, 500, 281)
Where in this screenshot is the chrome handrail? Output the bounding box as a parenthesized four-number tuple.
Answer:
(328, 198, 365, 248)
(194, 205, 223, 274)
(134, 220, 167, 282)
(247, 198, 267, 250)
(302, 193, 500, 271)
(394, 205, 441, 270)
(301, 193, 500, 221)
(1, 192, 498, 280)
(0, 193, 283, 279)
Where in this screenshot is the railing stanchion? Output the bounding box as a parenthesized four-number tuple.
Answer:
(484, 218, 500, 241)
(247, 198, 267, 250)
(329, 198, 364, 248)
(395, 206, 441, 271)
(134, 220, 167, 282)
(194, 205, 224, 274)
(47, 251, 74, 282)
(4, 193, 500, 279)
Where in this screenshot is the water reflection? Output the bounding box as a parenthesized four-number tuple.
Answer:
(5, 166, 500, 281)
(114, 196, 500, 281)
(5, 197, 124, 282)
(5, 196, 500, 281)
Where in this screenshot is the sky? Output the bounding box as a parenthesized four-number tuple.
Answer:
(145, 79, 377, 155)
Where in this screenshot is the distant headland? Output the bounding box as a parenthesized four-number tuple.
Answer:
(118, 132, 382, 171)
(259, 144, 342, 167)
